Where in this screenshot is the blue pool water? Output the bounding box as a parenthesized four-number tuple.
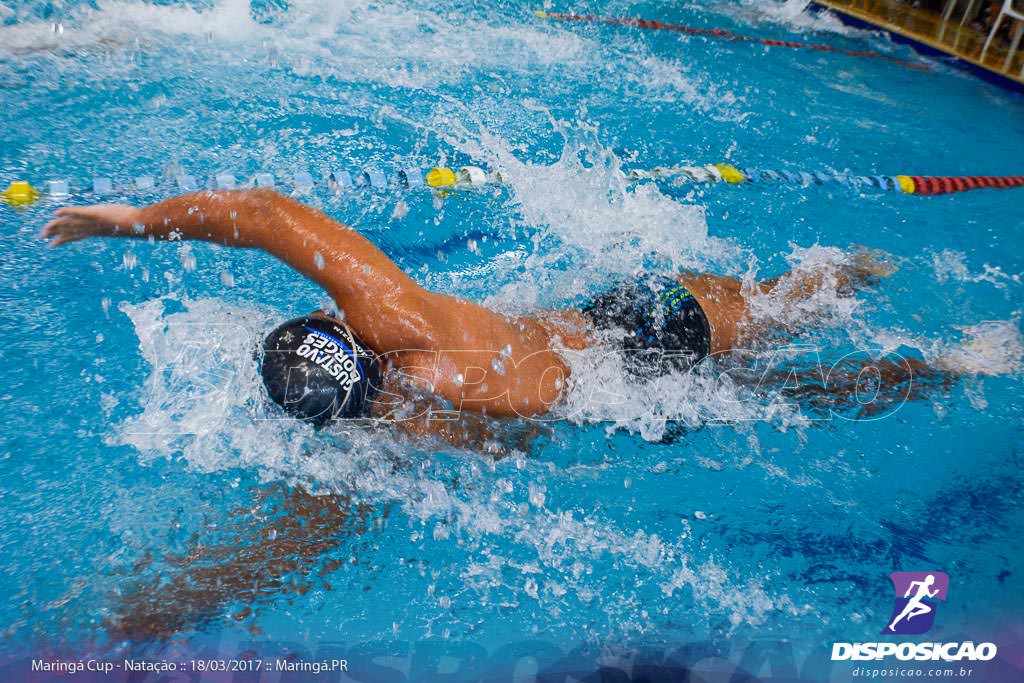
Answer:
(1, 0, 1023, 675)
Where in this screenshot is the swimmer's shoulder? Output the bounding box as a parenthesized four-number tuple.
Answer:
(529, 308, 593, 351)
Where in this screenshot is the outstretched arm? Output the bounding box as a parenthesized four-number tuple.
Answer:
(41, 189, 437, 354)
(43, 189, 576, 417)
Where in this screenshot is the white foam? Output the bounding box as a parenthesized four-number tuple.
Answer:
(932, 249, 1021, 289)
(0, 0, 742, 109)
(557, 345, 813, 442)
(661, 557, 779, 628)
(742, 244, 873, 341)
(931, 320, 1024, 376)
(0, 0, 259, 53)
(110, 295, 789, 631)
(434, 116, 746, 309)
(728, 0, 874, 37)
(111, 296, 317, 474)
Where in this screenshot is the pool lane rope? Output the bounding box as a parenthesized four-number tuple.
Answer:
(3, 163, 1024, 207)
(533, 10, 932, 72)
(631, 163, 1024, 195)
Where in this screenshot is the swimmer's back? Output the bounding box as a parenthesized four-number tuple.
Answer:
(399, 294, 586, 418)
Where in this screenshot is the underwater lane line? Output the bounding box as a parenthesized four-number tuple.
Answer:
(533, 10, 932, 71)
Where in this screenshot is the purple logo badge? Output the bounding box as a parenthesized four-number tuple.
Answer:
(883, 572, 949, 635)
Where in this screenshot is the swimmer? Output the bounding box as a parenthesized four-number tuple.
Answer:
(41, 189, 897, 426)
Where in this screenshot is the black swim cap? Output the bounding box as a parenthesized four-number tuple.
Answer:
(260, 315, 382, 424)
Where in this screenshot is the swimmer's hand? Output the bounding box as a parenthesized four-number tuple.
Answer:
(41, 204, 141, 247)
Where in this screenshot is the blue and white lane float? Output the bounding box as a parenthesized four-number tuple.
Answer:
(3, 163, 1024, 208)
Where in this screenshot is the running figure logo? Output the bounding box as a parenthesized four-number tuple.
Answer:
(883, 572, 949, 635)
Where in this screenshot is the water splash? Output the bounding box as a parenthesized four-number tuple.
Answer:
(728, 0, 873, 37)
(931, 320, 1024, 376)
(111, 295, 788, 636)
(434, 114, 747, 308)
(0, 0, 740, 108)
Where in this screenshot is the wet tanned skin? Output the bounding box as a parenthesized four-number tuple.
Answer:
(41, 190, 903, 418)
(43, 189, 589, 418)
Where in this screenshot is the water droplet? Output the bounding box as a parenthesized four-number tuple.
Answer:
(491, 357, 505, 375)
(220, 270, 235, 287)
(694, 510, 707, 520)
(453, 373, 464, 385)
(179, 245, 196, 272)
(313, 252, 325, 270)
(528, 483, 545, 508)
